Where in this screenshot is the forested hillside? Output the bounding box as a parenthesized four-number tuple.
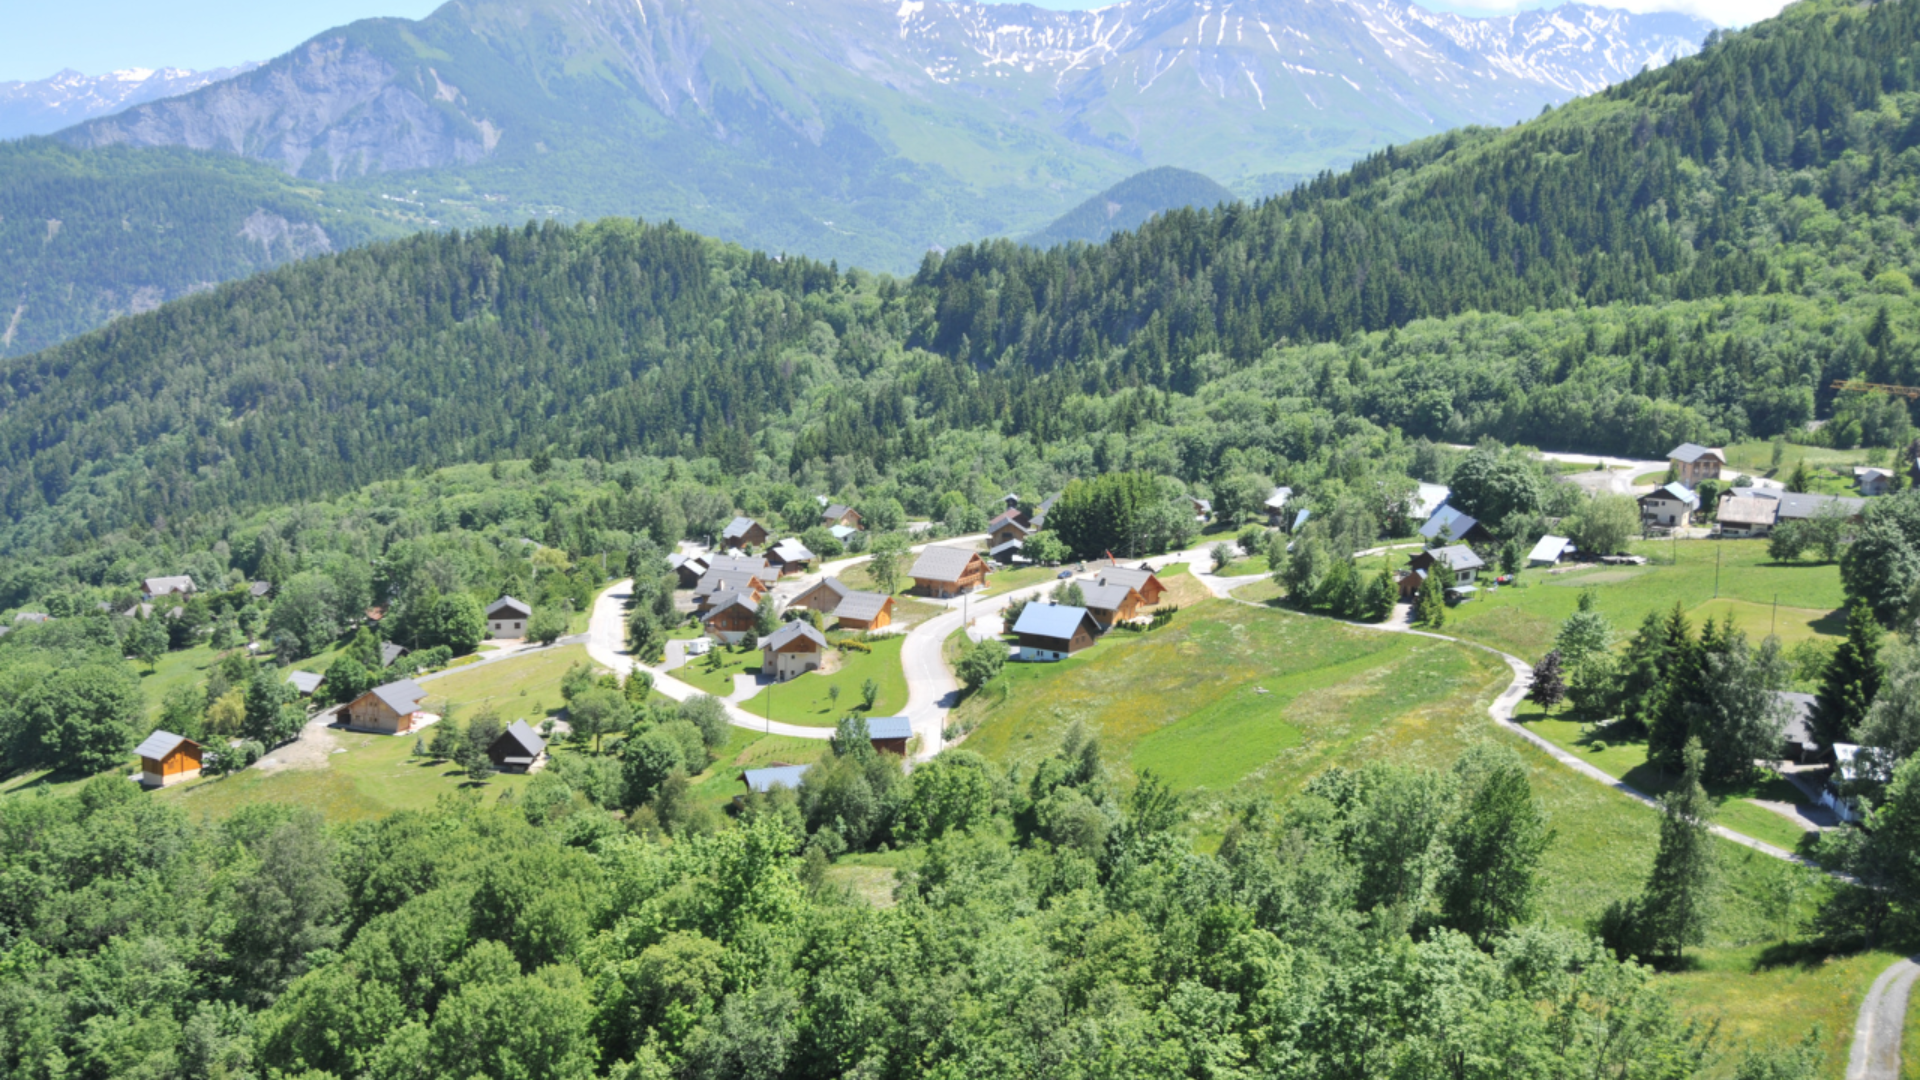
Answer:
(0, 140, 410, 358)
(3, 0, 1919, 559)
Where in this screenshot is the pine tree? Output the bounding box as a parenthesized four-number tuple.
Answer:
(1618, 610, 1672, 735)
(1416, 569, 1447, 629)
(1815, 599, 1883, 746)
(1786, 458, 1812, 494)
(1529, 650, 1568, 714)
(1640, 738, 1716, 964)
(1648, 607, 1715, 772)
(1367, 564, 1397, 622)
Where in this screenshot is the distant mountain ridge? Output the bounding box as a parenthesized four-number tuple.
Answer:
(0, 65, 258, 140)
(52, 0, 1711, 264)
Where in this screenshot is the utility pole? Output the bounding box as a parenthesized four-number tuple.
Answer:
(1714, 541, 1722, 599)
(1772, 592, 1778, 635)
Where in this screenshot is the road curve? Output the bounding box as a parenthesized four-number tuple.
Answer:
(586, 580, 833, 740)
(1848, 956, 1919, 1080)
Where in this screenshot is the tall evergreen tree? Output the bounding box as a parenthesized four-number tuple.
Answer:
(1416, 568, 1447, 629)
(1645, 605, 1700, 770)
(1815, 599, 1883, 746)
(1640, 738, 1716, 965)
(1618, 609, 1673, 735)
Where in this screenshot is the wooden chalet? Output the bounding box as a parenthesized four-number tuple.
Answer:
(792, 577, 852, 613)
(345, 679, 431, 735)
(833, 591, 895, 631)
(488, 720, 549, 774)
(1096, 565, 1167, 606)
(1010, 603, 1099, 661)
(701, 592, 760, 645)
(909, 546, 990, 598)
(1080, 581, 1143, 628)
(135, 730, 202, 787)
(721, 517, 769, 550)
(762, 620, 828, 681)
(867, 716, 913, 757)
(821, 504, 862, 530)
(767, 538, 815, 576)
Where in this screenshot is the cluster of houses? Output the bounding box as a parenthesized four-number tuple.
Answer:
(1007, 563, 1169, 661)
(1636, 444, 1873, 536)
(987, 493, 1058, 564)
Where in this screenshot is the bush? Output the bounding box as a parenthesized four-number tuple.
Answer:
(957, 637, 1006, 692)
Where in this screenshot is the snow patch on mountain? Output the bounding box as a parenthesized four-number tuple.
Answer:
(0, 64, 259, 140)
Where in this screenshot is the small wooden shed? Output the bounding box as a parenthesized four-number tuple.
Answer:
(135, 730, 203, 787)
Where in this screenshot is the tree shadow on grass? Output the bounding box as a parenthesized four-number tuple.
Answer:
(1751, 939, 1851, 972)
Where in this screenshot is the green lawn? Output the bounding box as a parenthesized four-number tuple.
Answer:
(686, 725, 831, 814)
(675, 636, 909, 726)
(956, 596, 1826, 965)
(154, 722, 542, 823)
(1217, 556, 1273, 577)
(1515, 707, 1819, 853)
(737, 637, 909, 725)
(1670, 946, 1906, 1079)
(1439, 539, 1846, 662)
(976, 564, 1071, 599)
(421, 643, 601, 725)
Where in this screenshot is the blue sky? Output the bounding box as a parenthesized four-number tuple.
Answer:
(1, 0, 1768, 84)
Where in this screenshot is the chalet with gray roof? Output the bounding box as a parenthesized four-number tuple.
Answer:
(486, 596, 533, 639)
(488, 720, 549, 773)
(721, 517, 769, 550)
(791, 576, 851, 613)
(910, 546, 989, 598)
(1666, 443, 1725, 487)
(821, 504, 862, 530)
(762, 621, 829, 681)
(767, 538, 815, 576)
(1638, 482, 1699, 529)
(345, 678, 431, 735)
(867, 716, 913, 756)
(701, 591, 760, 645)
(742, 764, 810, 794)
(833, 591, 895, 631)
(1011, 603, 1100, 661)
(142, 575, 196, 599)
(286, 670, 326, 697)
(136, 730, 202, 787)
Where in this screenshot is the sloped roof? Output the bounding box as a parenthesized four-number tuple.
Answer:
(1413, 483, 1451, 520)
(830, 524, 858, 542)
(743, 764, 811, 793)
(1777, 691, 1816, 747)
(722, 516, 764, 540)
(492, 720, 546, 762)
(1265, 486, 1293, 511)
(769, 538, 814, 564)
(487, 596, 532, 618)
(1774, 491, 1866, 520)
(1419, 506, 1481, 540)
(798, 577, 851, 605)
(1012, 603, 1096, 640)
(1527, 535, 1574, 563)
(989, 539, 1024, 559)
(134, 730, 193, 760)
(1718, 496, 1779, 526)
(703, 591, 758, 621)
(1427, 545, 1485, 572)
(1291, 508, 1312, 532)
(1098, 566, 1160, 593)
(705, 554, 777, 583)
(368, 679, 427, 715)
(762, 620, 828, 653)
(989, 509, 1026, 532)
(143, 575, 195, 595)
(380, 642, 409, 667)
(1080, 582, 1139, 613)
(910, 546, 982, 583)
(696, 568, 766, 597)
(248, 581, 273, 597)
(286, 670, 326, 695)
(834, 591, 893, 622)
(1668, 443, 1723, 464)
(1031, 494, 1059, 526)
(823, 504, 855, 520)
(867, 716, 913, 741)
(1641, 482, 1699, 508)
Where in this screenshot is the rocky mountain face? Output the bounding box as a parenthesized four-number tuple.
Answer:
(0, 64, 258, 139)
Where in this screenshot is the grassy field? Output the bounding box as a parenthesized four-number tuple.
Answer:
(420, 643, 601, 725)
(1673, 946, 1905, 1079)
(676, 636, 908, 726)
(1436, 539, 1846, 662)
(956, 595, 1828, 962)
(686, 725, 831, 814)
(154, 723, 541, 823)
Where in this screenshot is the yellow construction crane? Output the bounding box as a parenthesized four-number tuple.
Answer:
(1831, 379, 1920, 400)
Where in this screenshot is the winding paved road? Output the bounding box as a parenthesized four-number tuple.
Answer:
(1848, 957, 1919, 1080)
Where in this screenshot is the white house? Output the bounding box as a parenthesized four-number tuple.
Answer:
(486, 596, 533, 639)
